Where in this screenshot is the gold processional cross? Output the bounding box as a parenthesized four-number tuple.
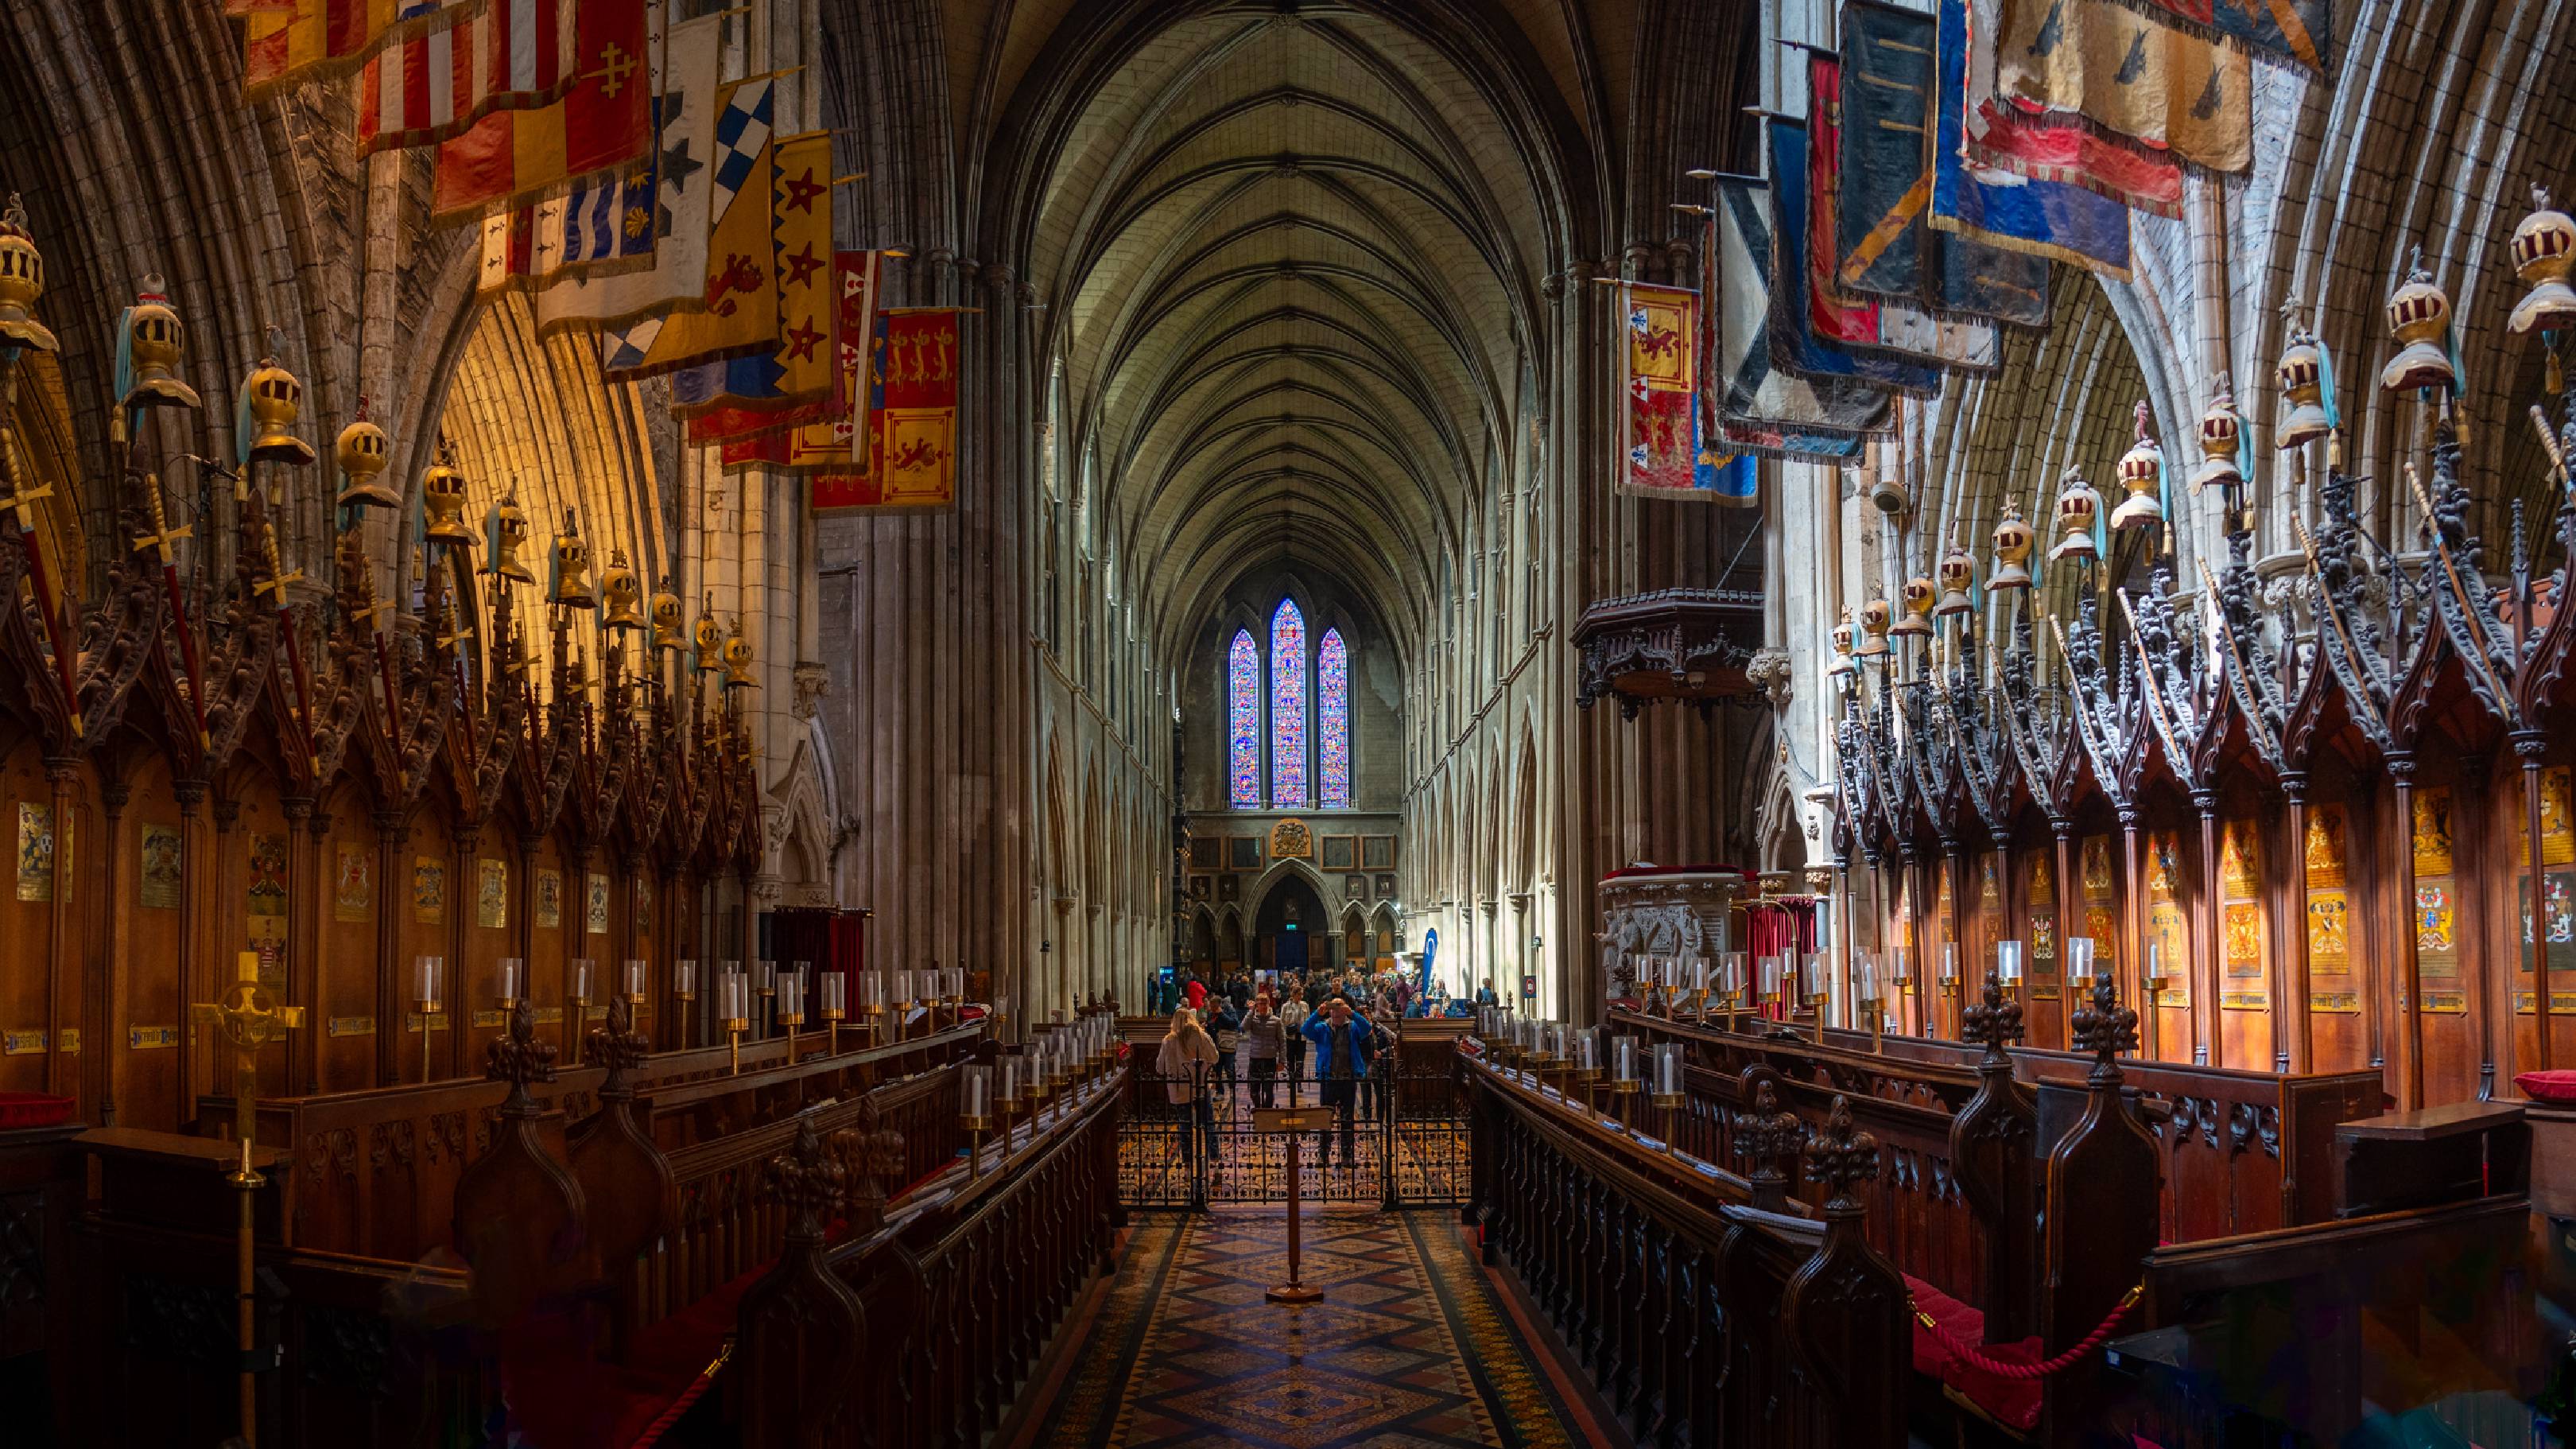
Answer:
(194, 950, 306, 1171)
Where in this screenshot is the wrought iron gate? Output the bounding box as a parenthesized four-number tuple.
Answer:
(1118, 1045, 1468, 1210)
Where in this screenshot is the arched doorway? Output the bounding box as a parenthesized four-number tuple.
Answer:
(1252, 872, 1329, 977)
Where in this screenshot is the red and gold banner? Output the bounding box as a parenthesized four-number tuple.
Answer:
(810, 309, 963, 513)
(359, 0, 573, 153)
(241, 0, 476, 99)
(1616, 282, 1697, 495)
(701, 251, 882, 450)
(430, 0, 649, 220)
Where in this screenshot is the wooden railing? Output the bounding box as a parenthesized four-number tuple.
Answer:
(738, 1063, 1127, 1447)
(1614, 1009, 2380, 1238)
(1464, 1055, 1909, 1448)
(197, 1020, 983, 1263)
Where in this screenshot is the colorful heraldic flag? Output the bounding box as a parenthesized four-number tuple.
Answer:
(713, 251, 882, 460)
(669, 131, 838, 420)
(1616, 282, 1699, 496)
(533, 10, 724, 334)
(358, 0, 574, 153)
(1806, 51, 2000, 371)
(241, 0, 474, 98)
(1836, 3, 2054, 328)
(597, 74, 779, 378)
(813, 309, 964, 512)
(1933, 0, 2133, 278)
(1967, 0, 2182, 215)
(430, 0, 650, 220)
(476, 151, 658, 296)
(2110, 0, 2330, 73)
(1708, 193, 1887, 462)
(1766, 121, 1942, 396)
(1994, 0, 2253, 177)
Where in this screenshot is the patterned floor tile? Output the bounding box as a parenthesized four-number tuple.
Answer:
(1032, 1208, 1595, 1448)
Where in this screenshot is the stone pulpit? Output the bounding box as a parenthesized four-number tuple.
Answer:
(1595, 866, 1747, 1011)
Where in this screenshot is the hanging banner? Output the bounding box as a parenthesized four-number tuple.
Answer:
(2109, 0, 2330, 74)
(358, 0, 574, 154)
(1837, 2, 2054, 328)
(669, 130, 839, 418)
(813, 308, 963, 512)
(1708, 188, 1885, 462)
(242, 0, 479, 99)
(1765, 120, 1942, 396)
(1932, 0, 2135, 279)
(715, 251, 883, 456)
(598, 79, 781, 379)
(429, 0, 651, 220)
(532, 11, 727, 334)
(1805, 52, 2000, 370)
(1615, 282, 1701, 495)
(1967, 0, 2185, 216)
(1992, 0, 2253, 177)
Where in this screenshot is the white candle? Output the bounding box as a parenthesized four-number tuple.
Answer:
(1998, 941, 2024, 983)
(1655, 1042, 1683, 1095)
(821, 972, 845, 1014)
(1759, 955, 1783, 1000)
(1689, 957, 1709, 993)
(2068, 936, 2096, 982)
(573, 959, 593, 1001)
(1614, 1035, 1639, 1082)
(999, 1055, 1022, 1103)
(1800, 952, 1824, 999)
(675, 959, 697, 996)
(1578, 1028, 1601, 1071)
(859, 970, 886, 1011)
(1940, 942, 1959, 981)
(963, 1064, 991, 1119)
(1891, 947, 1912, 983)
(623, 959, 645, 997)
(416, 954, 442, 1004)
(1724, 952, 1748, 996)
(1856, 950, 1880, 1002)
(499, 958, 522, 1004)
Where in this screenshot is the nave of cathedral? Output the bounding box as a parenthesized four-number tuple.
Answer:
(0, 0, 2573, 1445)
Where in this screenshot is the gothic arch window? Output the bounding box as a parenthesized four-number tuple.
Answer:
(1227, 630, 1262, 808)
(1318, 627, 1351, 809)
(1269, 598, 1309, 809)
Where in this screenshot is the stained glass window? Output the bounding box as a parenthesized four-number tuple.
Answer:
(1318, 628, 1351, 808)
(1227, 631, 1262, 807)
(1270, 599, 1309, 808)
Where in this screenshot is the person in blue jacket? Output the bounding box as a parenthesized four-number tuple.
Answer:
(1300, 996, 1377, 1167)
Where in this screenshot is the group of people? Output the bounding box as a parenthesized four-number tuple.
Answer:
(1152, 963, 1478, 1023)
(1153, 968, 1407, 1167)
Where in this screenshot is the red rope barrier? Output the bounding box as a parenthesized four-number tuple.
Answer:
(627, 1339, 735, 1449)
(1913, 1284, 2142, 1381)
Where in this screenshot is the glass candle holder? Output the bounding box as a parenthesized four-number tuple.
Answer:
(961, 1063, 991, 1121)
(998, 1054, 1023, 1105)
(1654, 1041, 1684, 1096)
(572, 959, 594, 1003)
(623, 959, 646, 1000)
(859, 969, 887, 1013)
(893, 969, 917, 1006)
(1798, 952, 1825, 1000)
(1722, 952, 1749, 998)
(821, 972, 847, 1019)
(1613, 1035, 1639, 1083)
(1855, 950, 1880, 1004)
(674, 959, 698, 999)
(498, 958, 522, 1006)
(2068, 936, 2097, 984)
(1891, 947, 1913, 985)
(414, 954, 444, 1007)
(1997, 941, 2024, 988)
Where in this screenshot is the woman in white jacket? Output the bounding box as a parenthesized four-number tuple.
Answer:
(1155, 1008, 1221, 1161)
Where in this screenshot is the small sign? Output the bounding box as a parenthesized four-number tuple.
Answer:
(470, 1009, 506, 1028)
(1520, 973, 1536, 1000)
(534, 1006, 564, 1024)
(328, 1016, 377, 1038)
(406, 1012, 451, 1033)
(3, 1030, 46, 1056)
(128, 1025, 179, 1050)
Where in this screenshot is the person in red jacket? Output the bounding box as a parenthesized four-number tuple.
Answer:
(1183, 973, 1208, 1012)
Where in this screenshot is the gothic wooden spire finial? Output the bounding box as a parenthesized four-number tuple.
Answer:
(588, 993, 650, 1090)
(2070, 971, 2138, 1086)
(1962, 970, 2023, 1066)
(1801, 1094, 1880, 1214)
(1732, 1077, 1806, 1212)
(767, 1116, 847, 1238)
(484, 996, 558, 1108)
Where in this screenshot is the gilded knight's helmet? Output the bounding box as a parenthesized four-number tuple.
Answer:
(721, 623, 757, 690)
(1856, 597, 1891, 658)
(550, 510, 596, 608)
(332, 397, 400, 506)
(421, 442, 477, 550)
(0, 195, 59, 354)
(2191, 375, 2244, 495)
(1888, 575, 1935, 639)
(2380, 250, 2456, 394)
(2275, 323, 2332, 451)
(649, 583, 685, 654)
(600, 549, 646, 631)
(1828, 612, 1859, 679)
(1933, 535, 1977, 620)
(1988, 499, 2035, 593)
(120, 274, 200, 410)
(239, 354, 316, 468)
(2109, 402, 2163, 531)
(2510, 186, 2576, 336)
(2049, 468, 2101, 564)
(487, 492, 536, 583)
(693, 604, 724, 670)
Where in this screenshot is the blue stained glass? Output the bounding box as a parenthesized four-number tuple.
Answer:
(1270, 600, 1308, 808)
(1319, 629, 1351, 808)
(1227, 631, 1262, 807)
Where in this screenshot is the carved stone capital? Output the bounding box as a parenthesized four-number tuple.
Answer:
(790, 661, 829, 721)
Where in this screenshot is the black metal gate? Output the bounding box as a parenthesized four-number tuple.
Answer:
(1118, 1046, 1468, 1210)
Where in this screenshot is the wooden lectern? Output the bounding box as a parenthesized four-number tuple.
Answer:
(1249, 1106, 1323, 1303)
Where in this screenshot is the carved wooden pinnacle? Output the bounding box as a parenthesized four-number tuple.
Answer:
(484, 997, 558, 1105)
(1801, 1094, 1880, 1211)
(2070, 972, 2138, 1079)
(1730, 1080, 1805, 1179)
(588, 993, 650, 1084)
(1962, 971, 2023, 1057)
(768, 1117, 847, 1235)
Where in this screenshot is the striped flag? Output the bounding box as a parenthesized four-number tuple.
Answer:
(530, 9, 724, 332)
(429, 0, 650, 222)
(241, 0, 475, 98)
(596, 75, 781, 377)
(357, 0, 576, 154)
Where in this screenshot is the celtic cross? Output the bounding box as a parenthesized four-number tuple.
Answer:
(192, 949, 306, 1155)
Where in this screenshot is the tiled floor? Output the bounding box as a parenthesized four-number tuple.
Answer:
(1014, 1207, 1623, 1448)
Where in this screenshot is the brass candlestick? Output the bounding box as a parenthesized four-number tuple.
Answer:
(1806, 989, 1829, 1044)
(1652, 1090, 1687, 1153)
(962, 1111, 991, 1180)
(417, 997, 444, 1084)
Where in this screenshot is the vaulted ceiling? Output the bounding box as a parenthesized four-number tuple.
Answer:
(995, 2, 1626, 668)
